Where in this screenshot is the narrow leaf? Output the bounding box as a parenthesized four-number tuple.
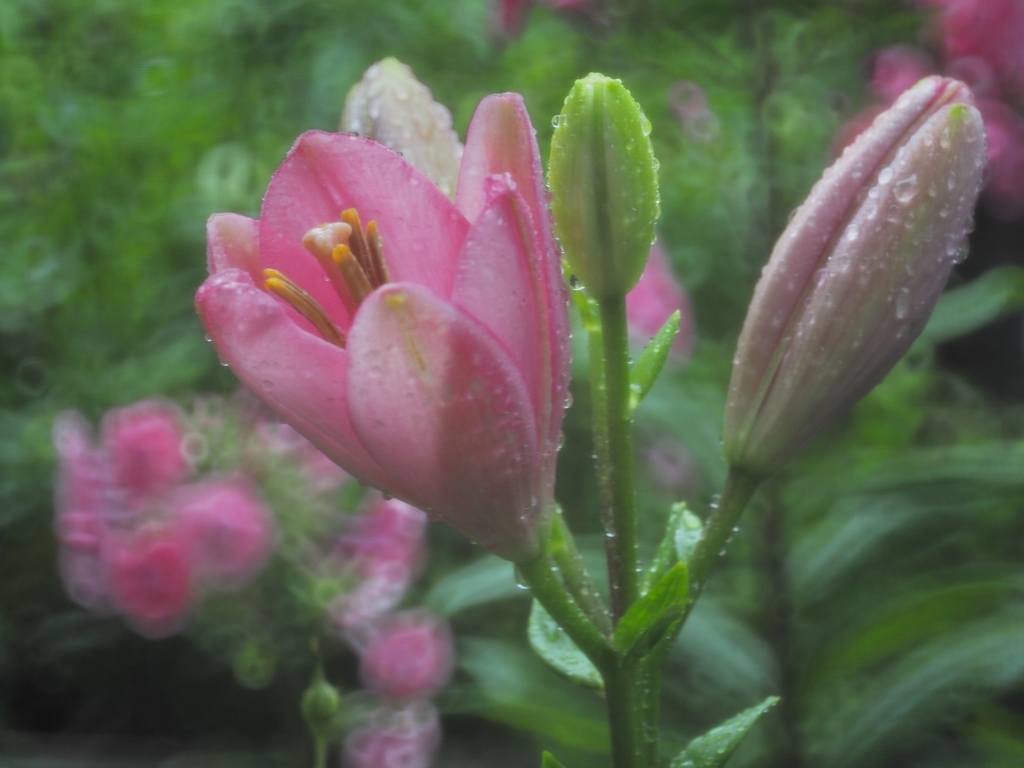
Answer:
(641, 503, 703, 594)
(917, 265, 1024, 346)
(616, 561, 689, 658)
(629, 310, 681, 413)
(528, 599, 604, 690)
(542, 752, 568, 768)
(670, 696, 779, 768)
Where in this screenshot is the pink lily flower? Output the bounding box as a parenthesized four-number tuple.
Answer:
(196, 93, 569, 562)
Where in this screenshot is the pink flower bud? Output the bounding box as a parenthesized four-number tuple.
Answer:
(626, 241, 696, 360)
(360, 611, 454, 702)
(344, 702, 441, 768)
(868, 46, 937, 104)
(108, 530, 193, 638)
(174, 477, 277, 591)
(724, 77, 987, 477)
(101, 401, 189, 506)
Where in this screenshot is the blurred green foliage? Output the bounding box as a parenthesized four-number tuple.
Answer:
(3, 0, 1024, 766)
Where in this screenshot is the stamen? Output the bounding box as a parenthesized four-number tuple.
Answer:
(341, 209, 374, 280)
(263, 269, 346, 348)
(301, 222, 359, 315)
(365, 220, 391, 285)
(332, 244, 374, 305)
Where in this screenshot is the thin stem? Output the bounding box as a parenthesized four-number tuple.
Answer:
(593, 294, 640, 622)
(759, 485, 804, 768)
(518, 553, 616, 671)
(313, 735, 327, 768)
(687, 466, 761, 604)
(552, 512, 614, 635)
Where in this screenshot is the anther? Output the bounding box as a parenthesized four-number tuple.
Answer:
(264, 268, 346, 348)
(332, 244, 374, 304)
(301, 222, 359, 316)
(341, 209, 374, 279)
(365, 220, 391, 285)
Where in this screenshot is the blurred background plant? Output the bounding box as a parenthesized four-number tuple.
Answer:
(3, 0, 1024, 766)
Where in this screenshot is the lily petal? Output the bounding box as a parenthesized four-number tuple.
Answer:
(195, 268, 391, 489)
(347, 283, 541, 560)
(456, 94, 570, 496)
(452, 175, 545, 445)
(206, 213, 262, 281)
(261, 132, 470, 320)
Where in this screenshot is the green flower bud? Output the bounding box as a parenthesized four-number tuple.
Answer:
(301, 667, 342, 739)
(549, 74, 660, 298)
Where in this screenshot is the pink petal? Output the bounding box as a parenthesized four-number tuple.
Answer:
(206, 213, 261, 281)
(456, 95, 571, 498)
(451, 176, 546, 445)
(346, 283, 541, 560)
(457, 94, 553, 251)
(195, 268, 391, 489)
(260, 132, 470, 322)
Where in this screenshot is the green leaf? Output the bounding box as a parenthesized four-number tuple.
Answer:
(542, 752, 568, 768)
(528, 599, 604, 690)
(670, 696, 779, 768)
(641, 503, 702, 594)
(616, 561, 689, 658)
(629, 310, 681, 413)
(917, 266, 1024, 346)
(424, 556, 524, 616)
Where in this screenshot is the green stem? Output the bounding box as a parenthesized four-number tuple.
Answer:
(552, 512, 614, 635)
(518, 553, 616, 671)
(313, 735, 327, 768)
(605, 662, 651, 768)
(593, 294, 640, 622)
(687, 466, 761, 604)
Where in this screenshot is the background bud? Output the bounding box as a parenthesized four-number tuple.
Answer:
(340, 58, 463, 200)
(723, 77, 986, 477)
(549, 73, 659, 298)
(301, 667, 343, 739)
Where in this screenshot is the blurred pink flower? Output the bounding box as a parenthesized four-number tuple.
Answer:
(360, 611, 454, 702)
(108, 530, 193, 639)
(625, 241, 695, 360)
(496, 0, 591, 35)
(667, 81, 720, 143)
(196, 92, 569, 561)
(924, 0, 1024, 106)
(977, 97, 1024, 220)
(100, 401, 189, 507)
(869, 46, 937, 104)
(53, 412, 116, 609)
(344, 701, 441, 768)
(174, 477, 277, 591)
(328, 497, 428, 631)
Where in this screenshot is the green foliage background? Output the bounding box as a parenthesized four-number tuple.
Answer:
(3, 0, 1024, 766)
